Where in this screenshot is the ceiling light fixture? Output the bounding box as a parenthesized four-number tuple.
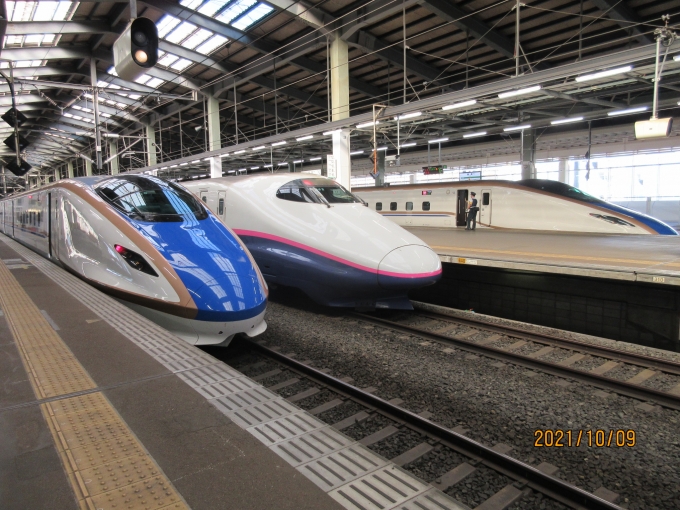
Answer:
(551, 117, 584, 125)
(309, 157, 322, 161)
(356, 121, 379, 128)
(323, 129, 342, 135)
(428, 137, 448, 144)
(271, 141, 287, 146)
(442, 99, 477, 111)
(350, 150, 364, 155)
(503, 124, 531, 131)
(399, 142, 416, 148)
(463, 131, 487, 138)
(252, 145, 265, 151)
(498, 85, 541, 99)
(394, 112, 422, 121)
(250, 166, 259, 170)
(607, 106, 648, 116)
(233, 150, 245, 154)
(296, 135, 313, 141)
(377, 146, 388, 151)
(220, 153, 229, 157)
(575, 66, 632, 82)
(293, 160, 304, 164)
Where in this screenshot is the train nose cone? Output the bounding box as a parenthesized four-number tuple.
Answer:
(191, 273, 268, 322)
(377, 245, 442, 289)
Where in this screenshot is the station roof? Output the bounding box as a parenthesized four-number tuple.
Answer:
(0, 0, 678, 186)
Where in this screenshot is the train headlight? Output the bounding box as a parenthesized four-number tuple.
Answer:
(114, 244, 158, 277)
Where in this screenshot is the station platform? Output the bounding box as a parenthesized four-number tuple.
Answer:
(406, 227, 680, 286)
(0, 234, 468, 510)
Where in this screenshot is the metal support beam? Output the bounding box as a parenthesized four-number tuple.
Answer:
(588, 0, 652, 45)
(108, 140, 119, 175)
(145, 123, 157, 166)
(520, 128, 535, 179)
(207, 95, 222, 178)
(330, 34, 350, 121)
(90, 59, 103, 171)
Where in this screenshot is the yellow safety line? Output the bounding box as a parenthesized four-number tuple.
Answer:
(0, 260, 188, 510)
(430, 245, 680, 268)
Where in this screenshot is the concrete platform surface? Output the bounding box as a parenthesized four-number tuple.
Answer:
(407, 227, 680, 285)
(0, 234, 470, 510)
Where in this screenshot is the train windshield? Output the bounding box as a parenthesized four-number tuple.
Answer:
(96, 175, 208, 222)
(276, 178, 362, 204)
(516, 179, 602, 204)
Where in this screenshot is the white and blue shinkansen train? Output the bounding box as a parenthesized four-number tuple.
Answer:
(0, 175, 268, 345)
(354, 179, 677, 235)
(184, 174, 442, 309)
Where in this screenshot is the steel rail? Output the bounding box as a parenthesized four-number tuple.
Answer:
(246, 339, 623, 510)
(351, 313, 680, 411)
(413, 307, 680, 376)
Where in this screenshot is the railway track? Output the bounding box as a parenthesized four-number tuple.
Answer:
(212, 338, 623, 510)
(350, 306, 680, 412)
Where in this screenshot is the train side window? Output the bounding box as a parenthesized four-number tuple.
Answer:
(390, 202, 397, 211)
(218, 198, 224, 215)
(406, 202, 413, 211)
(376, 202, 382, 211)
(422, 201, 430, 211)
(482, 193, 490, 206)
(37, 212, 41, 224)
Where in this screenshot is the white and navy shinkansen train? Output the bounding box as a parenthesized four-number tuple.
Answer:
(354, 179, 677, 235)
(0, 175, 268, 345)
(183, 174, 442, 309)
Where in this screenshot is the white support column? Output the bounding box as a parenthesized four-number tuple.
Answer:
(330, 33, 350, 121)
(109, 140, 119, 175)
(332, 129, 351, 190)
(146, 123, 157, 167)
(67, 161, 74, 179)
(85, 157, 93, 176)
(520, 129, 536, 180)
(54, 168, 59, 182)
(207, 95, 222, 178)
(558, 157, 567, 183)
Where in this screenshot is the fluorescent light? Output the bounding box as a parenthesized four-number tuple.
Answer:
(180, 162, 188, 166)
(503, 124, 531, 132)
(220, 153, 229, 157)
(160, 166, 168, 170)
(442, 99, 477, 111)
(309, 157, 322, 161)
(202, 157, 211, 161)
(498, 85, 541, 99)
(377, 146, 388, 151)
(170, 164, 178, 168)
(264, 164, 273, 168)
(227, 170, 236, 174)
(233, 150, 246, 154)
(463, 131, 487, 138)
(238, 168, 247, 172)
(607, 106, 648, 117)
(278, 162, 288, 165)
(271, 141, 287, 147)
(675, 55, 680, 62)
(400, 142, 416, 148)
(252, 145, 266, 151)
(323, 129, 342, 135)
(296, 135, 313, 141)
(350, 150, 364, 155)
(575, 66, 632, 82)
(250, 166, 259, 170)
(356, 121, 379, 128)
(293, 160, 304, 164)
(428, 137, 449, 144)
(394, 112, 422, 121)
(190, 159, 200, 163)
(551, 116, 584, 125)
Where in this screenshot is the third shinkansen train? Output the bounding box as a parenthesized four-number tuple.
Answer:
(354, 179, 677, 235)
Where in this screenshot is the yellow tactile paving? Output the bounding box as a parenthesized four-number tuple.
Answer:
(0, 260, 189, 510)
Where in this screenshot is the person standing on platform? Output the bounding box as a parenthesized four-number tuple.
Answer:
(466, 192, 479, 230)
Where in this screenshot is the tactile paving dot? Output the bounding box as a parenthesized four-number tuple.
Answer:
(60, 417, 131, 450)
(89, 475, 184, 510)
(80, 454, 162, 496)
(49, 393, 109, 416)
(69, 433, 145, 471)
(53, 404, 119, 433)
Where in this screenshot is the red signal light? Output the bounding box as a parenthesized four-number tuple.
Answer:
(114, 244, 126, 254)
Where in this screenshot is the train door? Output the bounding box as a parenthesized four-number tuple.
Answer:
(51, 192, 61, 261)
(480, 189, 491, 225)
(199, 189, 208, 204)
(217, 191, 226, 219)
(47, 192, 53, 258)
(456, 189, 468, 227)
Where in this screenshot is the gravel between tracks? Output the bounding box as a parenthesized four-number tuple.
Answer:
(256, 295, 680, 510)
